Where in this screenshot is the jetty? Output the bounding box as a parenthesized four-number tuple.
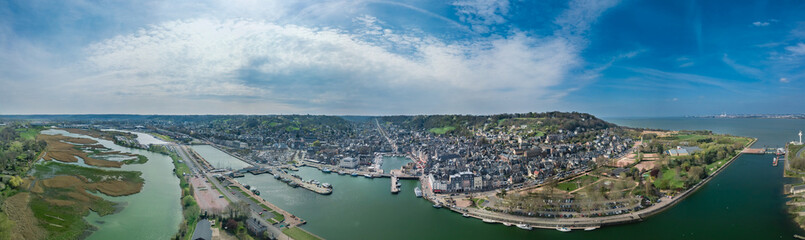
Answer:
(269, 168, 332, 195)
(391, 176, 400, 194)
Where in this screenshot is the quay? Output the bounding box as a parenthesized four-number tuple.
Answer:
(391, 176, 400, 193)
(301, 159, 421, 179)
(269, 168, 332, 195)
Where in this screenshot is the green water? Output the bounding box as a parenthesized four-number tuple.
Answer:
(40, 129, 182, 240)
(233, 118, 805, 239)
(381, 156, 411, 172)
(189, 145, 252, 170)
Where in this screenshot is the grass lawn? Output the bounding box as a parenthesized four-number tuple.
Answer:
(654, 169, 685, 190)
(557, 175, 599, 191)
(706, 159, 729, 175)
(151, 133, 174, 142)
(557, 181, 579, 191)
(174, 159, 192, 177)
(16, 128, 41, 140)
(428, 126, 456, 135)
(282, 227, 322, 240)
(473, 198, 486, 207)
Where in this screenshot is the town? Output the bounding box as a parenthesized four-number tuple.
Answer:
(57, 113, 636, 194)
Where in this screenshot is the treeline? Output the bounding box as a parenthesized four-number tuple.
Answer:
(379, 111, 616, 136)
(0, 124, 46, 176)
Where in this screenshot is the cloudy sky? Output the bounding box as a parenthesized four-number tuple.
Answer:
(1, 0, 803, 117)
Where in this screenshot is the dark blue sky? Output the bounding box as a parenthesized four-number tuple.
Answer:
(0, 0, 803, 116)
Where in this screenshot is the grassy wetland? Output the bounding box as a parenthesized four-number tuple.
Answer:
(1, 127, 179, 240)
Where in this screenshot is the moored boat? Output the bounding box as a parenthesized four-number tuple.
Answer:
(516, 224, 532, 230)
(433, 203, 442, 208)
(584, 226, 599, 231)
(462, 213, 470, 218)
(556, 227, 571, 232)
(414, 187, 422, 197)
(363, 174, 373, 178)
(482, 219, 496, 224)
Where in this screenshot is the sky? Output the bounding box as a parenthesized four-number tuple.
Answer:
(0, 0, 803, 117)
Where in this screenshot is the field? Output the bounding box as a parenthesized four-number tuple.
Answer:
(151, 133, 175, 142)
(16, 127, 41, 140)
(556, 175, 600, 192)
(428, 126, 456, 135)
(654, 169, 685, 190)
(282, 227, 322, 240)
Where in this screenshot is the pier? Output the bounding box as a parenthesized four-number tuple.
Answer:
(391, 176, 400, 193)
(742, 147, 786, 155)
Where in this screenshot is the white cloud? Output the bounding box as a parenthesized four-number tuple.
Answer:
(77, 18, 579, 114)
(452, 0, 510, 33)
(722, 54, 763, 79)
(555, 0, 619, 42)
(786, 43, 805, 55)
(780, 77, 790, 83)
(752, 21, 770, 27)
(0, 0, 620, 115)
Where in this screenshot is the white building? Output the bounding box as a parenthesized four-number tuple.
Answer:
(339, 157, 359, 169)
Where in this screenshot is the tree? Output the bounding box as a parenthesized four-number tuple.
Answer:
(8, 176, 22, 188)
(182, 195, 195, 207)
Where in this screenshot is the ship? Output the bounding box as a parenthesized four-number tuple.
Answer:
(432, 203, 442, 208)
(322, 167, 332, 173)
(773, 156, 779, 166)
(482, 219, 496, 224)
(414, 187, 422, 197)
(556, 227, 571, 232)
(502, 222, 512, 227)
(516, 224, 532, 230)
(363, 174, 373, 178)
(584, 226, 599, 231)
(462, 213, 470, 218)
(351, 172, 358, 177)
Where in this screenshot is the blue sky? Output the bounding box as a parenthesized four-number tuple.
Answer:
(0, 0, 803, 117)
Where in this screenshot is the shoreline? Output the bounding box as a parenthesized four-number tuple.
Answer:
(429, 137, 758, 230)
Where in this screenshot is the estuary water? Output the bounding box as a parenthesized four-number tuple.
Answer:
(40, 129, 182, 240)
(230, 118, 805, 239)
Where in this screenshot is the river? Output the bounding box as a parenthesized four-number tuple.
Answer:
(227, 118, 805, 239)
(39, 129, 182, 240)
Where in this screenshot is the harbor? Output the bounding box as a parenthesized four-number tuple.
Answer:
(188, 119, 805, 239)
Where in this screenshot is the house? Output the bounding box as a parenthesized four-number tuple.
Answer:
(191, 219, 212, 240)
(245, 218, 267, 236)
(667, 146, 702, 156)
(792, 185, 805, 194)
